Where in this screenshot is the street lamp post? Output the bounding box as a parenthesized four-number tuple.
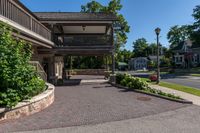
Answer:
(155, 27, 161, 84)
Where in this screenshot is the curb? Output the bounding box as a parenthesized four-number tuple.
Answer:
(110, 82, 193, 104)
(0, 83, 55, 122)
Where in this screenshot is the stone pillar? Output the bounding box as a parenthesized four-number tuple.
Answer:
(112, 52, 115, 75)
(48, 56, 56, 84)
(54, 56, 64, 80)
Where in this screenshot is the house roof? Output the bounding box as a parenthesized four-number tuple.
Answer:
(131, 57, 148, 61)
(34, 12, 118, 21)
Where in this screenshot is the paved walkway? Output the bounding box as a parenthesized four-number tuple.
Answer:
(0, 83, 187, 133)
(150, 84, 200, 106)
(16, 105, 200, 133)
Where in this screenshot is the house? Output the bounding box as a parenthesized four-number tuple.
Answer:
(172, 40, 200, 68)
(0, 0, 117, 84)
(148, 55, 163, 62)
(129, 57, 148, 70)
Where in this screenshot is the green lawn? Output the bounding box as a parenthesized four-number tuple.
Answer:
(159, 81, 200, 97)
(190, 74, 200, 77)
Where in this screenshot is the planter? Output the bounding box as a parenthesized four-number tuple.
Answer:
(0, 83, 55, 122)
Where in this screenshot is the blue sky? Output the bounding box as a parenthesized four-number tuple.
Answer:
(20, 0, 200, 50)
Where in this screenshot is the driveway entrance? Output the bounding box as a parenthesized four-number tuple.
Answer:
(0, 81, 188, 132)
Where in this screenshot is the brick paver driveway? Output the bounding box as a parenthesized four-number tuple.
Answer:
(0, 82, 188, 133)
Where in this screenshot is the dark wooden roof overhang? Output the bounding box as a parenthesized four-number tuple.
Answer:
(38, 46, 113, 56)
(34, 12, 118, 22)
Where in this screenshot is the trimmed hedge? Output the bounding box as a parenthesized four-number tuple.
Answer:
(0, 22, 45, 108)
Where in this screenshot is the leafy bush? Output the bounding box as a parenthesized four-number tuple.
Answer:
(0, 22, 45, 108)
(116, 73, 149, 90)
(115, 73, 181, 100)
(116, 73, 126, 84)
(160, 57, 171, 67)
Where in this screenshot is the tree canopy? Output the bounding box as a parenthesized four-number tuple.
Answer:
(191, 5, 200, 45)
(167, 25, 191, 49)
(116, 49, 133, 63)
(81, 0, 130, 50)
(132, 38, 148, 57)
(167, 5, 200, 48)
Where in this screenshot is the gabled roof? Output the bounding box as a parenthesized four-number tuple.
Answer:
(34, 12, 118, 21)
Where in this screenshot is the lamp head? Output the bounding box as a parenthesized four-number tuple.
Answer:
(155, 27, 161, 35)
(82, 25, 86, 31)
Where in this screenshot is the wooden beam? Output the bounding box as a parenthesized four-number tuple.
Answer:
(54, 33, 107, 36)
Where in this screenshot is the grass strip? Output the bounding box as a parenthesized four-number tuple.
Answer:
(159, 81, 200, 97)
(190, 74, 200, 77)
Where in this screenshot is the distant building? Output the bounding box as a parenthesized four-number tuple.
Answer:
(129, 57, 148, 70)
(172, 40, 200, 68)
(148, 55, 163, 62)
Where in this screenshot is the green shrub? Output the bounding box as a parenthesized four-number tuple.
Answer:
(116, 73, 149, 90)
(116, 73, 125, 84)
(115, 73, 180, 100)
(0, 22, 45, 108)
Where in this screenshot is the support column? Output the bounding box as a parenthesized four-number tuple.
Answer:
(105, 55, 108, 71)
(110, 52, 116, 83)
(110, 24, 116, 83)
(112, 52, 115, 75)
(48, 56, 56, 84)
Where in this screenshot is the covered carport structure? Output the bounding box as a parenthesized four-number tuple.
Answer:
(34, 12, 117, 83)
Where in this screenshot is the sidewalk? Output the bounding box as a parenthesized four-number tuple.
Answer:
(150, 84, 200, 106)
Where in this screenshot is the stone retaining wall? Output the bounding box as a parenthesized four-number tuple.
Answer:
(0, 83, 55, 122)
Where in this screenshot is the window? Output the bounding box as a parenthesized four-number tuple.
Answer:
(180, 57, 183, 62)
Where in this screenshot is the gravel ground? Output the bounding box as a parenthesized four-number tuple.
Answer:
(0, 83, 188, 133)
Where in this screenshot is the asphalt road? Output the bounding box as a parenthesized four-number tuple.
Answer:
(16, 105, 200, 133)
(123, 71, 200, 89)
(162, 76, 200, 89)
(0, 82, 186, 133)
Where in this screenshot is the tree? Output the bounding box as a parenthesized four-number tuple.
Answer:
(132, 38, 148, 57)
(146, 43, 157, 55)
(81, 1, 103, 13)
(81, 0, 130, 50)
(167, 25, 191, 49)
(192, 5, 200, 29)
(116, 49, 133, 63)
(191, 5, 200, 45)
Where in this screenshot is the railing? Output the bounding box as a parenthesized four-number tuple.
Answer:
(29, 61, 47, 82)
(54, 35, 112, 46)
(0, 0, 51, 41)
